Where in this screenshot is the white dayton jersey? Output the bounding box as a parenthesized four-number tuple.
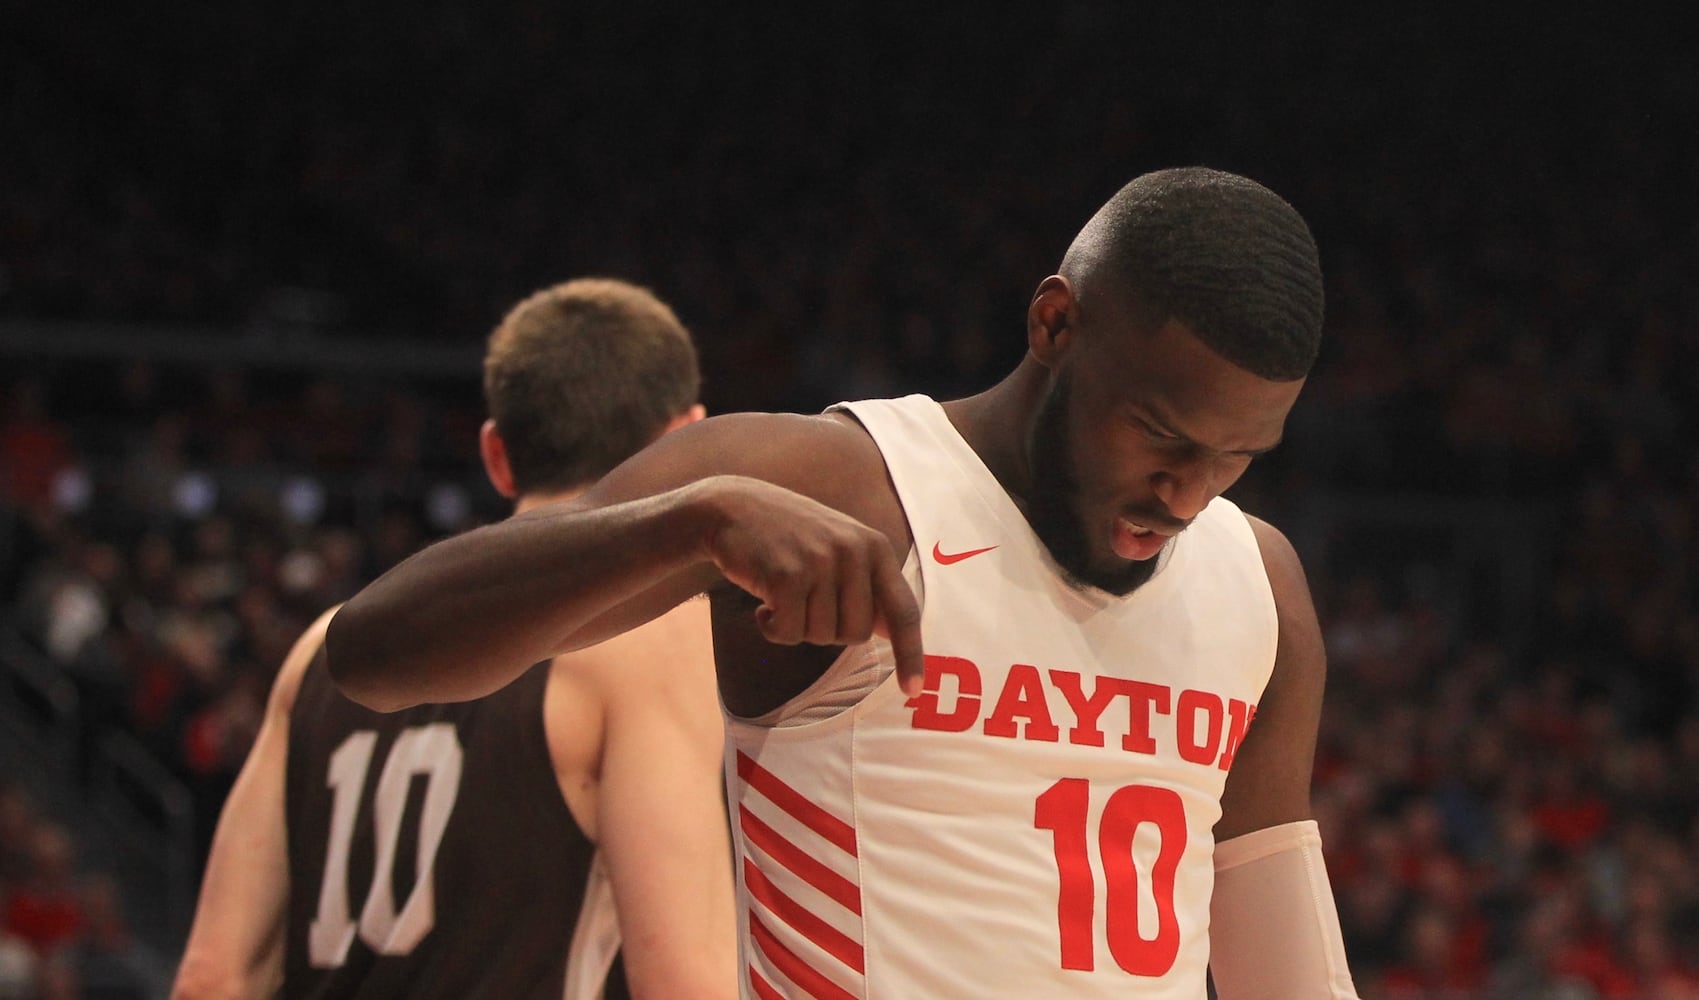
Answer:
(723, 395, 1278, 999)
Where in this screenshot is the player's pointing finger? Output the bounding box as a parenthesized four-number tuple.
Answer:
(870, 548, 924, 696)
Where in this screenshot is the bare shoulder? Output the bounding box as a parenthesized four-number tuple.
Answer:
(1241, 513, 1324, 709)
(686, 409, 881, 459)
(269, 605, 341, 718)
(604, 410, 886, 490)
(1215, 514, 1326, 839)
(1243, 515, 1304, 591)
(562, 595, 714, 681)
(590, 409, 906, 549)
(550, 596, 717, 719)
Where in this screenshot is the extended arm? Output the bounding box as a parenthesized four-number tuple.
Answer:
(1208, 517, 1358, 998)
(328, 415, 923, 712)
(172, 609, 334, 1000)
(328, 479, 720, 710)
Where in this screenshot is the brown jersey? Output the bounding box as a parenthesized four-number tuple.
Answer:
(284, 654, 627, 999)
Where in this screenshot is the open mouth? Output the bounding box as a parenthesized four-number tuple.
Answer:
(1112, 516, 1171, 561)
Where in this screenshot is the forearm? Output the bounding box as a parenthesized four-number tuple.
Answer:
(329, 480, 725, 710)
(598, 689, 739, 999)
(1208, 820, 1358, 999)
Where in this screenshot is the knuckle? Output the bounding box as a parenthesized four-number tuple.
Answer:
(805, 546, 839, 575)
(764, 556, 808, 590)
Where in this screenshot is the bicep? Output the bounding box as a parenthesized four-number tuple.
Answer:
(583, 410, 908, 556)
(581, 612, 738, 998)
(554, 412, 898, 654)
(175, 612, 331, 998)
(1215, 516, 1326, 842)
(596, 722, 737, 998)
(173, 685, 295, 996)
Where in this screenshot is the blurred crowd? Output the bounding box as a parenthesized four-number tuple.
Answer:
(0, 364, 497, 998)
(4, 2, 1697, 998)
(0, 781, 165, 1000)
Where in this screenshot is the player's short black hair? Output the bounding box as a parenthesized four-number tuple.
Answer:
(1061, 167, 1324, 382)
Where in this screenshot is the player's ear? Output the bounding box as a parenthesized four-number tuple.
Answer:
(663, 404, 707, 434)
(480, 419, 518, 499)
(1027, 275, 1077, 369)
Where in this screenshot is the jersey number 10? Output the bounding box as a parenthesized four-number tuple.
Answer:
(308, 724, 465, 968)
(1034, 778, 1186, 976)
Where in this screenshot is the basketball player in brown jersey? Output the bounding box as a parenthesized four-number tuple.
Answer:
(172, 280, 737, 999)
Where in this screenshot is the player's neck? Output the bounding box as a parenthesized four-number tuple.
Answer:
(513, 486, 586, 515)
(941, 360, 1047, 514)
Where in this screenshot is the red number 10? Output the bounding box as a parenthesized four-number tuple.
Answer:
(1033, 778, 1187, 975)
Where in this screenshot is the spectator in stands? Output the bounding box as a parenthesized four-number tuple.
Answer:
(2, 824, 83, 955)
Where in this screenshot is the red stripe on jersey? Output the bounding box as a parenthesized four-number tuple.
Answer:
(739, 805, 863, 915)
(749, 910, 859, 1000)
(748, 967, 785, 1000)
(744, 858, 866, 974)
(737, 751, 858, 856)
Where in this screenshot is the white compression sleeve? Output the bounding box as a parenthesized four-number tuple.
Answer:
(1209, 819, 1360, 999)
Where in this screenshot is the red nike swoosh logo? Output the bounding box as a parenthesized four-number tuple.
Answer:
(933, 542, 998, 565)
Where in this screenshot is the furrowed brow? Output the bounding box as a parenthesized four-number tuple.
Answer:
(1142, 403, 1282, 458)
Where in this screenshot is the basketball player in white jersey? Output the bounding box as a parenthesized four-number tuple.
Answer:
(172, 280, 737, 999)
(328, 168, 1360, 997)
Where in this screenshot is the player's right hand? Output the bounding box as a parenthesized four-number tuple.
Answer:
(691, 475, 924, 695)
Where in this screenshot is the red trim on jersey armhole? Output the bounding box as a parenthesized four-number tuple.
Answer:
(737, 751, 858, 856)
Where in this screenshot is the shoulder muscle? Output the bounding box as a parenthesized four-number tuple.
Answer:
(1215, 515, 1325, 841)
(586, 411, 908, 555)
(269, 604, 341, 720)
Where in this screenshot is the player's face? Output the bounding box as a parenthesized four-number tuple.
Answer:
(1027, 315, 1302, 596)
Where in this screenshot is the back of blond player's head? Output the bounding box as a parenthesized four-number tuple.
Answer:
(483, 278, 701, 494)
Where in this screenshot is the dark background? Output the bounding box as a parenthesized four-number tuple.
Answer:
(2, 4, 1697, 998)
